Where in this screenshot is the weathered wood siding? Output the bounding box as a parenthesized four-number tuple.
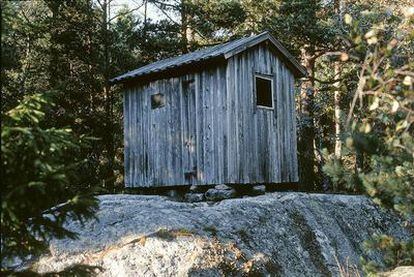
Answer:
(124, 42, 298, 187)
(224, 43, 299, 184)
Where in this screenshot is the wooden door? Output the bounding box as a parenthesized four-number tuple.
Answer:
(181, 76, 197, 184)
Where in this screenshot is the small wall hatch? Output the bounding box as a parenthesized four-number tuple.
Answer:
(151, 93, 165, 109)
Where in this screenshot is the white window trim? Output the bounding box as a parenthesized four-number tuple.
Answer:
(255, 73, 274, 110)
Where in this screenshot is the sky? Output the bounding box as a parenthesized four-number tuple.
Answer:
(110, 0, 174, 22)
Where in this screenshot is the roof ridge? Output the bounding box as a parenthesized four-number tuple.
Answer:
(111, 31, 305, 84)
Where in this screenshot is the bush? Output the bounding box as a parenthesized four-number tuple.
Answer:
(324, 8, 414, 271)
(1, 93, 98, 268)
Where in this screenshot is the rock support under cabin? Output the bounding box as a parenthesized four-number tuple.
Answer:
(33, 193, 411, 276)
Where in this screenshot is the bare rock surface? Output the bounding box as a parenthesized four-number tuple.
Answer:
(379, 266, 414, 277)
(205, 187, 237, 201)
(184, 192, 205, 203)
(252, 185, 266, 195)
(33, 193, 410, 276)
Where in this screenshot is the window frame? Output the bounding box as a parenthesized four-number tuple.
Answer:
(254, 73, 274, 110)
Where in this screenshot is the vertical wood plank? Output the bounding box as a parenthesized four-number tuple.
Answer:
(123, 90, 130, 187)
(123, 41, 299, 188)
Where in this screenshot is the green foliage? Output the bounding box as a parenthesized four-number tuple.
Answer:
(324, 6, 414, 271)
(271, 0, 339, 53)
(1, 93, 98, 264)
(322, 147, 363, 192)
(2, 0, 413, 274)
(1, 1, 51, 112)
(188, 0, 247, 39)
(362, 234, 414, 272)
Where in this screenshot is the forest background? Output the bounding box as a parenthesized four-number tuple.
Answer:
(1, 0, 413, 274)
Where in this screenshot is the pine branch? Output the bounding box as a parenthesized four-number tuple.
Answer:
(109, 2, 146, 22)
(311, 76, 345, 84)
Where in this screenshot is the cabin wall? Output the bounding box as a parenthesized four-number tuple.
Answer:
(225, 43, 298, 184)
(124, 43, 298, 188)
(124, 65, 228, 187)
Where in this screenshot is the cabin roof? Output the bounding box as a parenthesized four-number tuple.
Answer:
(111, 31, 307, 84)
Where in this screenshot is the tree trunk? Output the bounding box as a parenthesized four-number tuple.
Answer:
(180, 0, 190, 53)
(48, 2, 60, 89)
(334, 0, 343, 160)
(143, 0, 148, 36)
(334, 71, 341, 159)
(102, 0, 115, 191)
(298, 48, 318, 191)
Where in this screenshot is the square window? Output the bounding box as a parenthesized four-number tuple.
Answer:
(255, 75, 273, 108)
(151, 93, 165, 109)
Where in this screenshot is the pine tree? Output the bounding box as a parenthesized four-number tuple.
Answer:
(1, 93, 98, 268)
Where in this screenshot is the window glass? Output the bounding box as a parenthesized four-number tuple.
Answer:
(256, 76, 273, 108)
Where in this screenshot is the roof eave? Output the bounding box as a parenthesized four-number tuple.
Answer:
(113, 56, 227, 87)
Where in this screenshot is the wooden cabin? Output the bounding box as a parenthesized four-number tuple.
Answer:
(111, 31, 306, 188)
